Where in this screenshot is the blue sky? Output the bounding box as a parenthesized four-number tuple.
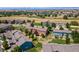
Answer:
(0, 0, 79, 7)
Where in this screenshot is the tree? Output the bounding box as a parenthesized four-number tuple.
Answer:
(41, 34, 45, 38)
(74, 14, 78, 18)
(46, 26, 52, 36)
(22, 20, 26, 24)
(66, 34, 70, 44)
(34, 30, 39, 36)
(0, 20, 1, 23)
(27, 20, 31, 23)
(36, 42, 42, 48)
(5, 20, 8, 24)
(70, 21, 79, 26)
(41, 22, 44, 28)
(0, 29, 5, 33)
(63, 15, 68, 19)
(54, 14, 57, 17)
(25, 29, 29, 36)
(2, 34, 6, 41)
(59, 26, 64, 30)
(71, 30, 79, 43)
(12, 46, 22, 52)
(29, 30, 32, 37)
(46, 29, 50, 36)
(2, 40, 9, 50)
(46, 21, 49, 27)
(30, 33, 34, 39)
(32, 37, 38, 41)
(31, 23, 34, 27)
(52, 23, 56, 28)
(48, 26, 52, 31)
(66, 23, 70, 29)
(11, 20, 15, 24)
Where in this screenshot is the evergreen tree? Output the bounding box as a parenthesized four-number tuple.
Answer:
(63, 15, 68, 19)
(71, 30, 79, 43)
(66, 34, 70, 44)
(12, 46, 22, 52)
(2, 40, 9, 50)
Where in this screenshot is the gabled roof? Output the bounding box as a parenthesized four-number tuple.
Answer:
(12, 30, 32, 46)
(4, 31, 13, 39)
(16, 36, 32, 46)
(53, 30, 72, 33)
(0, 24, 11, 29)
(27, 27, 47, 32)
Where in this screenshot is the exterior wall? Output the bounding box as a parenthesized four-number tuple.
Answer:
(43, 43, 79, 52)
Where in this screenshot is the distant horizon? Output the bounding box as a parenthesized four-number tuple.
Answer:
(0, 7, 79, 10)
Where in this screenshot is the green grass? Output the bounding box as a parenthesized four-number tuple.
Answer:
(49, 39, 66, 44)
(68, 18, 79, 20)
(34, 23, 41, 26)
(27, 42, 42, 52)
(27, 48, 38, 52)
(70, 26, 79, 29)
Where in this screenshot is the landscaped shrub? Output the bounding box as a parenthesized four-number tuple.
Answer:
(70, 21, 79, 26)
(63, 15, 68, 19)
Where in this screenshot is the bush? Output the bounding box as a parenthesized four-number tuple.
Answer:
(63, 15, 68, 19)
(59, 26, 64, 30)
(66, 23, 70, 29)
(32, 36, 37, 41)
(66, 34, 70, 44)
(71, 30, 79, 43)
(52, 23, 56, 28)
(27, 20, 31, 23)
(12, 46, 22, 52)
(41, 34, 45, 38)
(0, 29, 5, 33)
(70, 21, 79, 26)
(2, 40, 9, 50)
(35, 42, 42, 48)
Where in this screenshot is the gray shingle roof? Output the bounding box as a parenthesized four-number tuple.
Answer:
(53, 30, 72, 33)
(27, 27, 47, 32)
(0, 24, 11, 29)
(12, 30, 32, 46)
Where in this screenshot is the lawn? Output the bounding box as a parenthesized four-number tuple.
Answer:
(49, 39, 66, 44)
(70, 26, 79, 29)
(27, 42, 42, 52)
(34, 23, 41, 26)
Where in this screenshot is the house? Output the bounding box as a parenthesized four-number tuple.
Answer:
(4, 31, 16, 47)
(27, 27, 47, 36)
(12, 30, 34, 51)
(0, 24, 12, 31)
(16, 36, 34, 51)
(53, 29, 72, 38)
(3, 30, 34, 51)
(55, 22, 67, 26)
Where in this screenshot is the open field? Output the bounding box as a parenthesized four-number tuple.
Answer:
(70, 26, 79, 29)
(0, 16, 79, 23)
